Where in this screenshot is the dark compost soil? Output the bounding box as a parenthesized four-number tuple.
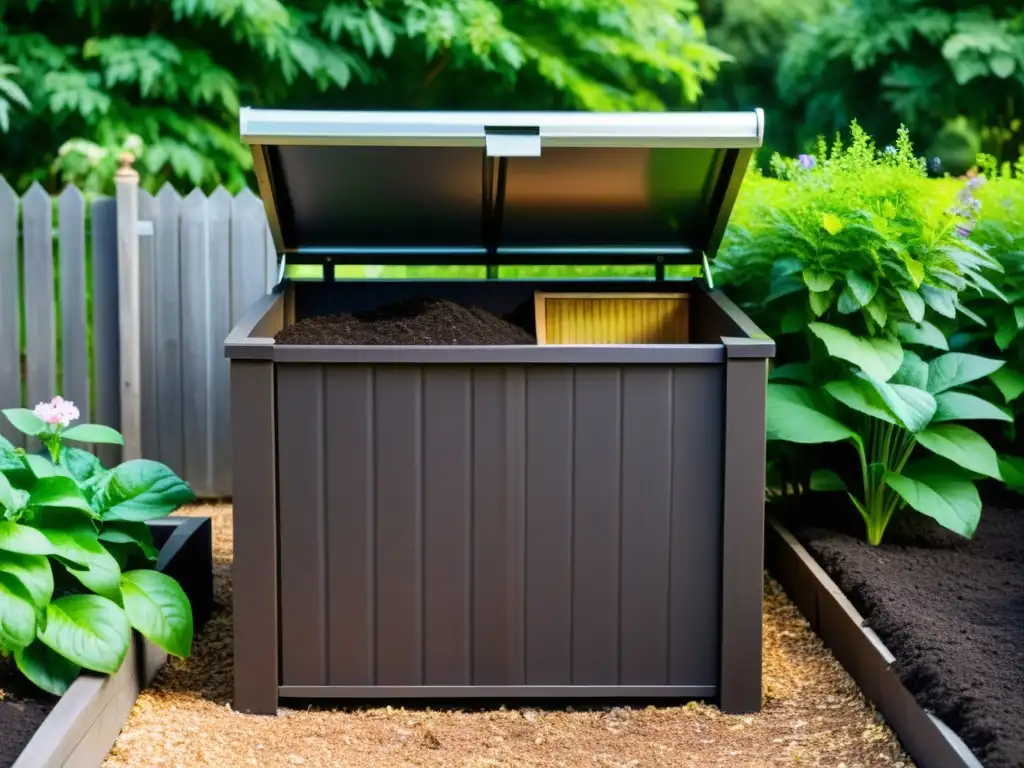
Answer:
(0, 660, 58, 768)
(778, 499, 1024, 768)
(275, 297, 536, 346)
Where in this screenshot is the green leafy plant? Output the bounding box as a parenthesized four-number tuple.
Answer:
(718, 122, 1004, 370)
(767, 324, 1010, 545)
(0, 397, 196, 695)
(951, 156, 1024, 448)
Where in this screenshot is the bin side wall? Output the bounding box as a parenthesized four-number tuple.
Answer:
(275, 362, 724, 689)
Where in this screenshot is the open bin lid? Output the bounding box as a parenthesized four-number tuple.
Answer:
(240, 108, 764, 267)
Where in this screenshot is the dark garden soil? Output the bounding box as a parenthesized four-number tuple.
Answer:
(777, 497, 1024, 768)
(0, 659, 59, 768)
(275, 297, 536, 346)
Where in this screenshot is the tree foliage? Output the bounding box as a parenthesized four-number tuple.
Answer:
(778, 0, 1024, 168)
(0, 0, 726, 192)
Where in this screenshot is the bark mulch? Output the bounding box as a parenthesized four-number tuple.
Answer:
(785, 502, 1024, 768)
(103, 504, 912, 768)
(274, 298, 536, 346)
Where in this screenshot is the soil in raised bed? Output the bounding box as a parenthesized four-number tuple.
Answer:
(0, 659, 59, 768)
(779, 498, 1024, 768)
(274, 297, 536, 346)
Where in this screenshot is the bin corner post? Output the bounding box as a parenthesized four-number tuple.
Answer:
(230, 360, 280, 715)
(718, 348, 768, 714)
(114, 153, 142, 461)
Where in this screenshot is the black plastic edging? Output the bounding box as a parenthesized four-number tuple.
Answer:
(765, 516, 984, 768)
(10, 516, 214, 768)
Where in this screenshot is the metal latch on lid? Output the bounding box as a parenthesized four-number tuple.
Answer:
(484, 126, 541, 157)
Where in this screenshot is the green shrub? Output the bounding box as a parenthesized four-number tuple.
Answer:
(718, 123, 1017, 545)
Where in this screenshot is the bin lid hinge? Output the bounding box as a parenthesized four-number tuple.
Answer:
(701, 251, 715, 290)
(276, 252, 287, 286)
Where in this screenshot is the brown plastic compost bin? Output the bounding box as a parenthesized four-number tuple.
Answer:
(226, 108, 775, 716)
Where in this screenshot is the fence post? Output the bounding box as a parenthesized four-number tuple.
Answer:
(115, 153, 142, 461)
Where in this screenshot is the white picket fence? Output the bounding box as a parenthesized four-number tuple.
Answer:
(0, 176, 277, 497)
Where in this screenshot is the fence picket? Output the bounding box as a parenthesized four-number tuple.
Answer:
(1, 176, 280, 494)
(0, 178, 20, 446)
(180, 189, 213, 495)
(154, 184, 185, 476)
(21, 184, 55, 452)
(59, 186, 90, 437)
(208, 187, 233, 497)
(91, 197, 121, 468)
(137, 189, 158, 461)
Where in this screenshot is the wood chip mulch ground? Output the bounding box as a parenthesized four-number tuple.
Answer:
(103, 504, 913, 768)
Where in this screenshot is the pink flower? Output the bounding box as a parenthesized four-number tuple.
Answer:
(33, 396, 80, 428)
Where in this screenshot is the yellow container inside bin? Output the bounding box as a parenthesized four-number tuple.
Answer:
(534, 292, 690, 345)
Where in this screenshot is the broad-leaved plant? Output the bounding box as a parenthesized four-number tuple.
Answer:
(0, 397, 196, 695)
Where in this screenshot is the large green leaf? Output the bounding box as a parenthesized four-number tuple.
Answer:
(920, 283, 957, 318)
(15, 639, 82, 696)
(122, 570, 193, 657)
(91, 460, 196, 522)
(38, 595, 130, 675)
(809, 468, 847, 492)
(2, 408, 46, 437)
(0, 552, 53, 609)
(999, 456, 1024, 489)
(824, 378, 896, 423)
(915, 424, 1002, 480)
(57, 447, 105, 484)
(989, 367, 1024, 404)
(766, 384, 857, 444)
(36, 511, 123, 604)
(24, 454, 57, 479)
(898, 289, 925, 322)
(933, 392, 1013, 423)
(926, 353, 1005, 394)
(61, 424, 124, 446)
(0, 571, 38, 650)
(28, 476, 96, 516)
(802, 269, 834, 292)
(0, 521, 56, 556)
(769, 363, 814, 383)
(890, 349, 928, 389)
(896, 321, 948, 351)
(809, 289, 834, 317)
(99, 521, 159, 561)
(845, 271, 877, 306)
(808, 322, 903, 382)
(0, 470, 16, 510)
(886, 460, 981, 538)
(860, 376, 936, 433)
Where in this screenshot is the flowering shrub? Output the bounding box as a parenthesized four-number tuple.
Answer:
(718, 123, 1015, 545)
(0, 397, 196, 695)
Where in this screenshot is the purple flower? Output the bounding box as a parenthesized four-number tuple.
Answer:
(798, 154, 816, 170)
(930, 156, 942, 173)
(955, 224, 973, 238)
(884, 145, 897, 155)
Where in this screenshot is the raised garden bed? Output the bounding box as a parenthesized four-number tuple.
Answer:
(767, 497, 1023, 768)
(0, 516, 213, 768)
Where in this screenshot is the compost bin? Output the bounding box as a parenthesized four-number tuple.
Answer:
(226, 108, 775, 716)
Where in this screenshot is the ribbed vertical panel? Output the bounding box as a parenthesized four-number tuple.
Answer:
(524, 368, 575, 684)
(374, 367, 424, 685)
(423, 368, 473, 685)
(276, 364, 328, 685)
(324, 367, 376, 685)
(571, 368, 622, 684)
(276, 363, 723, 690)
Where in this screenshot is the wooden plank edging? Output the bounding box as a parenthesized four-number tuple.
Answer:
(10, 517, 213, 768)
(765, 516, 984, 768)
